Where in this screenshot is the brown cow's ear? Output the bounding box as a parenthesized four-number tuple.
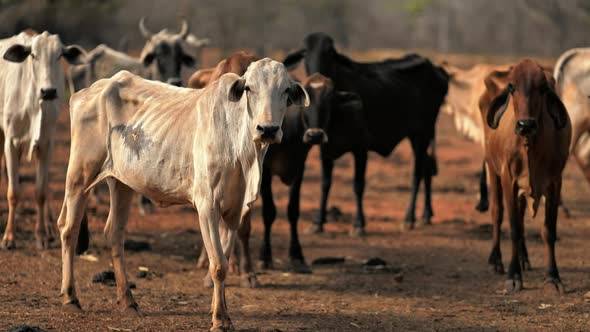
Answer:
(62, 45, 86, 65)
(3, 44, 31, 63)
(546, 89, 568, 129)
(288, 82, 310, 107)
(228, 78, 246, 102)
(486, 84, 512, 129)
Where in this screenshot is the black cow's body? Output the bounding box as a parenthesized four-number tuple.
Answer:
(284, 33, 449, 233)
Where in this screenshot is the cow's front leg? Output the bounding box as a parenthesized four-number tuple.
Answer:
(311, 156, 334, 234)
(487, 173, 504, 274)
(1, 142, 19, 250)
(543, 181, 565, 295)
(475, 161, 489, 212)
(259, 169, 276, 269)
(504, 181, 525, 293)
(34, 142, 54, 249)
(237, 211, 258, 287)
(351, 151, 367, 236)
(198, 201, 233, 331)
(403, 150, 423, 230)
(104, 179, 138, 315)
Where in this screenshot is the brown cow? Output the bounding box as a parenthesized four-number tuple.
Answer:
(188, 51, 259, 89)
(480, 59, 571, 294)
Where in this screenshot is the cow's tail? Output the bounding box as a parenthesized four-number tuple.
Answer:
(426, 137, 438, 177)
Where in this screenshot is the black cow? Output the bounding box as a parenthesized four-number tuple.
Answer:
(258, 73, 363, 272)
(284, 33, 449, 234)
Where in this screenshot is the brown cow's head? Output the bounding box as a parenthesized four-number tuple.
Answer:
(139, 18, 195, 86)
(483, 59, 568, 139)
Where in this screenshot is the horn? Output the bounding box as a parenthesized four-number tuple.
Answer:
(178, 19, 189, 39)
(139, 17, 153, 38)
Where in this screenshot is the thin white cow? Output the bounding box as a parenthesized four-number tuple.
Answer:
(0, 31, 85, 250)
(58, 59, 309, 331)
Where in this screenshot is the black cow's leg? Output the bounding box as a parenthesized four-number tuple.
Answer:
(287, 166, 311, 273)
(542, 181, 564, 295)
(311, 156, 334, 234)
(421, 139, 436, 226)
(352, 151, 367, 236)
(475, 161, 489, 212)
(403, 143, 423, 230)
(258, 169, 276, 269)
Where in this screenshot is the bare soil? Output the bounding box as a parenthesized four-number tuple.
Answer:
(1, 83, 590, 331)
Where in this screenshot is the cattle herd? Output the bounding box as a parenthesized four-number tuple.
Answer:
(0, 19, 588, 331)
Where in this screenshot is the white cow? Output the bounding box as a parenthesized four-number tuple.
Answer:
(58, 59, 309, 331)
(0, 31, 85, 250)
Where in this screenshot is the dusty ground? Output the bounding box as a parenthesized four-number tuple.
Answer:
(1, 68, 590, 331)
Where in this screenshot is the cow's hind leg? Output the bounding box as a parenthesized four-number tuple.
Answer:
(403, 140, 424, 230)
(197, 201, 233, 331)
(1, 141, 19, 250)
(58, 171, 90, 311)
(351, 151, 367, 236)
(542, 181, 565, 295)
(104, 178, 138, 315)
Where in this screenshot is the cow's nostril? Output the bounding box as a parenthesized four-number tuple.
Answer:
(256, 125, 264, 132)
(40, 88, 57, 100)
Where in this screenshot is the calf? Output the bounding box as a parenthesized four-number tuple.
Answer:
(480, 59, 570, 293)
(0, 31, 85, 250)
(285, 33, 449, 233)
(58, 60, 309, 331)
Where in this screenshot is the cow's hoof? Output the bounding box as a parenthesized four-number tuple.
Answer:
(400, 222, 415, 232)
(349, 227, 366, 237)
(504, 276, 523, 293)
(0, 238, 16, 250)
(287, 259, 312, 274)
(63, 300, 83, 313)
(307, 224, 324, 234)
(203, 273, 214, 288)
(240, 273, 259, 288)
(489, 262, 505, 274)
(475, 200, 489, 212)
(210, 319, 233, 332)
(543, 278, 565, 296)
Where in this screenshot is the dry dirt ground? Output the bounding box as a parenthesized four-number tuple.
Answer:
(1, 90, 590, 331)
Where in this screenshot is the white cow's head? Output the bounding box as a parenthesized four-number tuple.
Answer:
(3, 31, 86, 102)
(228, 58, 310, 144)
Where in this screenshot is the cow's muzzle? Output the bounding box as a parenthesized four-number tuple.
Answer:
(167, 78, 183, 87)
(256, 125, 281, 143)
(515, 119, 537, 137)
(40, 88, 57, 101)
(303, 128, 328, 145)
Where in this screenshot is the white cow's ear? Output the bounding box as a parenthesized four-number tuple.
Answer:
(288, 82, 310, 107)
(62, 45, 87, 65)
(3, 44, 31, 63)
(229, 78, 246, 102)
